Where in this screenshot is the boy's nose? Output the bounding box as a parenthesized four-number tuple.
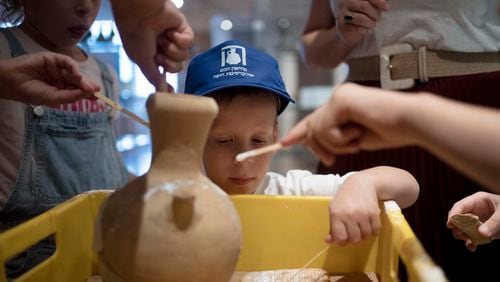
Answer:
(234, 154, 254, 166)
(234, 144, 254, 165)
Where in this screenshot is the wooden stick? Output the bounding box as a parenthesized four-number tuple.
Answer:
(239, 84, 340, 162)
(288, 245, 330, 281)
(235, 143, 283, 162)
(94, 92, 150, 128)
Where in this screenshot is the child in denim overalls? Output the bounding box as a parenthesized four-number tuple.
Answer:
(0, 0, 129, 277)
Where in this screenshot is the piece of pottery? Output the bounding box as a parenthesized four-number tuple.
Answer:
(98, 93, 242, 281)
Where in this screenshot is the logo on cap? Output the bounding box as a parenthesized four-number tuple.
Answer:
(213, 44, 254, 80)
(221, 45, 246, 67)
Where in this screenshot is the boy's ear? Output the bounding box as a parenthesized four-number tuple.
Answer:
(273, 120, 279, 142)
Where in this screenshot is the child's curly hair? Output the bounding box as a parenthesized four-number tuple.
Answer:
(0, 0, 23, 26)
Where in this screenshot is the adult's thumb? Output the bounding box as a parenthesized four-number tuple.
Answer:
(478, 212, 500, 239)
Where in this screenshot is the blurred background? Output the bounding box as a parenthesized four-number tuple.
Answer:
(87, 0, 348, 176)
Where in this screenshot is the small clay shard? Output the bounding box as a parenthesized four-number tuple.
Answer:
(449, 213, 492, 245)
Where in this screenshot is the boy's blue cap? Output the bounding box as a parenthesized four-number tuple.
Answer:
(185, 40, 294, 115)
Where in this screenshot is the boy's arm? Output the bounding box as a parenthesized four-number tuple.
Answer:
(326, 166, 418, 245)
(357, 166, 419, 209)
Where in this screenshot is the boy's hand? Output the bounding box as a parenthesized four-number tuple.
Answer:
(325, 173, 381, 245)
(0, 52, 100, 105)
(447, 192, 500, 252)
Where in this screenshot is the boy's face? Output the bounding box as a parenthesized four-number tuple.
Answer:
(22, 0, 101, 49)
(204, 94, 278, 195)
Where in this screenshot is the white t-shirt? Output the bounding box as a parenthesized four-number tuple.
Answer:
(0, 28, 120, 208)
(254, 170, 355, 196)
(329, 0, 500, 57)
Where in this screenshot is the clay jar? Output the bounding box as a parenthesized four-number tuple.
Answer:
(98, 94, 242, 281)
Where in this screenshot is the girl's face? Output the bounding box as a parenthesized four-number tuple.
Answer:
(21, 0, 101, 51)
(203, 94, 278, 195)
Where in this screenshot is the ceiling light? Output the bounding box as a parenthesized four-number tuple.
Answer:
(220, 19, 233, 31)
(172, 0, 184, 8)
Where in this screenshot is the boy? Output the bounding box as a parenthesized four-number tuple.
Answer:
(184, 40, 419, 245)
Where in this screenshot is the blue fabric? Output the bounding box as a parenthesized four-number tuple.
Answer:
(0, 28, 129, 278)
(185, 40, 294, 114)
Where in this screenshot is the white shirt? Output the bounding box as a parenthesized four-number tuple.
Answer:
(254, 170, 356, 196)
(330, 0, 500, 57)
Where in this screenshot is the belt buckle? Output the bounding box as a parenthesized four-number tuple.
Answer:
(379, 43, 415, 90)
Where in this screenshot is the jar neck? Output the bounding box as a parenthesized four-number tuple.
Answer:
(149, 112, 208, 176)
(145, 93, 218, 184)
(150, 141, 204, 178)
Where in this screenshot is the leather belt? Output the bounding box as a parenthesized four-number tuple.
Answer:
(346, 43, 500, 90)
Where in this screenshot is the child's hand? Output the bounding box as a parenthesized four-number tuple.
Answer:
(447, 192, 500, 252)
(0, 52, 100, 105)
(325, 173, 381, 245)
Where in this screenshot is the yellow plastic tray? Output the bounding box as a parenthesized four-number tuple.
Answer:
(0, 191, 446, 281)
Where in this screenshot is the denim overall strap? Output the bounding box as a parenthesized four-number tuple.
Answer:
(0, 30, 129, 229)
(1, 29, 27, 57)
(95, 58, 116, 102)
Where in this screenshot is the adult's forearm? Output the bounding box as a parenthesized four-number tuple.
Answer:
(109, 0, 165, 25)
(301, 29, 353, 69)
(403, 94, 500, 193)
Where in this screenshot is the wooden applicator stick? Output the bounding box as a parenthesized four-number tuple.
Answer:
(94, 92, 150, 128)
(235, 143, 283, 162)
